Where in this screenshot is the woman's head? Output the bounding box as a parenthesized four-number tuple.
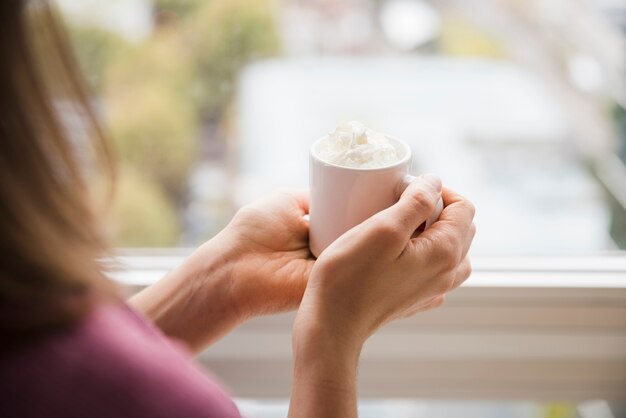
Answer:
(0, 1, 116, 342)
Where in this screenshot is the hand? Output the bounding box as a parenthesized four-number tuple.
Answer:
(129, 189, 313, 353)
(288, 175, 475, 418)
(294, 175, 475, 352)
(215, 190, 315, 319)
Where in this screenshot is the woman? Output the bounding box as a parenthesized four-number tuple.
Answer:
(0, 1, 475, 417)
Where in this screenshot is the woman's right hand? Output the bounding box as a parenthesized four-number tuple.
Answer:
(289, 175, 475, 418)
(295, 174, 475, 348)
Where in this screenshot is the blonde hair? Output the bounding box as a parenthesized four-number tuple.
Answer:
(0, 1, 117, 343)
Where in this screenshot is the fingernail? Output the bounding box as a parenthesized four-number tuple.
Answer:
(421, 173, 442, 192)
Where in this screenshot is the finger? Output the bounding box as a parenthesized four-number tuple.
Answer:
(451, 256, 472, 290)
(438, 187, 475, 229)
(406, 295, 446, 317)
(373, 174, 442, 242)
(460, 223, 476, 261)
(421, 188, 474, 241)
(427, 294, 446, 309)
(412, 188, 475, 267)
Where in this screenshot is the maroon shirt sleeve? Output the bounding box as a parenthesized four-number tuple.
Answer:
(0, 303, 242, 418)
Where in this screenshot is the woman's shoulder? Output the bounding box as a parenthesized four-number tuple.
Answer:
(0, 303, 241, 418)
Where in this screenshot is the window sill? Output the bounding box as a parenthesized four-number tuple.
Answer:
(112, 251, 626, 401)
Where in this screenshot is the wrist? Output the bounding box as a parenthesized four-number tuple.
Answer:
(292, 317, 362, 397)
(293, 325, 363, 367)
(293, 279, 370, 355)
(184, 232, 243, 324)
(196, 227, 266, 322)
(293, 304, 364, 368)
(128, 254, 238, 353)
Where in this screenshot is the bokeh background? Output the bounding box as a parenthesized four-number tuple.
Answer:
(56, 0, 625, 255)
(53, 1, 626, 417)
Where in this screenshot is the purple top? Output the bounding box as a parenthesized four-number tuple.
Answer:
(0, 303, 241, 418)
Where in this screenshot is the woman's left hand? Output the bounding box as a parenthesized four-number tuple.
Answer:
(215, 190, 315, 319)
(129, 190, 314, 352)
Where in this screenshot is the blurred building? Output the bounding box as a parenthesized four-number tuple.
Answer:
(235, 56, 611, 254)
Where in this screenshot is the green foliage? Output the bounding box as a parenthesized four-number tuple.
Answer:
(111, 166, 180, 246)
(153, 0, 203, 18)
(105, 29, 194, 96)
(107, 82, 197, 200)
(540, 404, 577, 418)
(104, 29, 197, 200)
(67, 26, 128, 92)
(439, 14, 505, 58)
(67, 0, 281, 246)
(190, 0, 280, 119)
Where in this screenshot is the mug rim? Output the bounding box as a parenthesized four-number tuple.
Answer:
(310, 135, 412, 171)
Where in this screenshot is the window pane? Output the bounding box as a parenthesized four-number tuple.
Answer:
(57, 0, 626, 254)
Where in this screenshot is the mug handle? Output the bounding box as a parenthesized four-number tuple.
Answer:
(399, 174, 444, 232)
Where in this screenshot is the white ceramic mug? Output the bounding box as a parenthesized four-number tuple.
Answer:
(309, 136, 444, 258)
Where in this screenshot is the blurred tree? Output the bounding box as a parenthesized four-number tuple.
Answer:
(104, 29, 198, 201)
(153, 0, 203, 20)
(106, 82, 197, 201)
(66, 0, 282, 247)
(439, 14, 505, 58)
(67, 26, 128, 93)
(105, 29, 193, 97)
(190, 0, 280, 121)
(110, 166, 180, 247)
(540, 404, 577, 418)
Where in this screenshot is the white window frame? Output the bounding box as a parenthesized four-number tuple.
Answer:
(113, 252, 626, 401)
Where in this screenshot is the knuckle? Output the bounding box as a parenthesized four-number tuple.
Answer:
(437, 238, 463, 271)
(454, 261, 472, 288)
(433, 295, 446, 308)
(435, 272, 456, 294)
(407, 189, 436, 214)
(461, 263, 472, 281)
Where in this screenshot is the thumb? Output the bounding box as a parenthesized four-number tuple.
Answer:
(374, 174, 442, 242)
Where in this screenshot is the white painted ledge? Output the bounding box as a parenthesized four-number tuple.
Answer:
(111, 252, 626, 401)
(111, 251, 626, 288)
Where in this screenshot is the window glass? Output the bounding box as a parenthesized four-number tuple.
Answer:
(57, 0, 626, 254)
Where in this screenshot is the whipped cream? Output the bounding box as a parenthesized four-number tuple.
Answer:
(315, 121, 400, 168)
